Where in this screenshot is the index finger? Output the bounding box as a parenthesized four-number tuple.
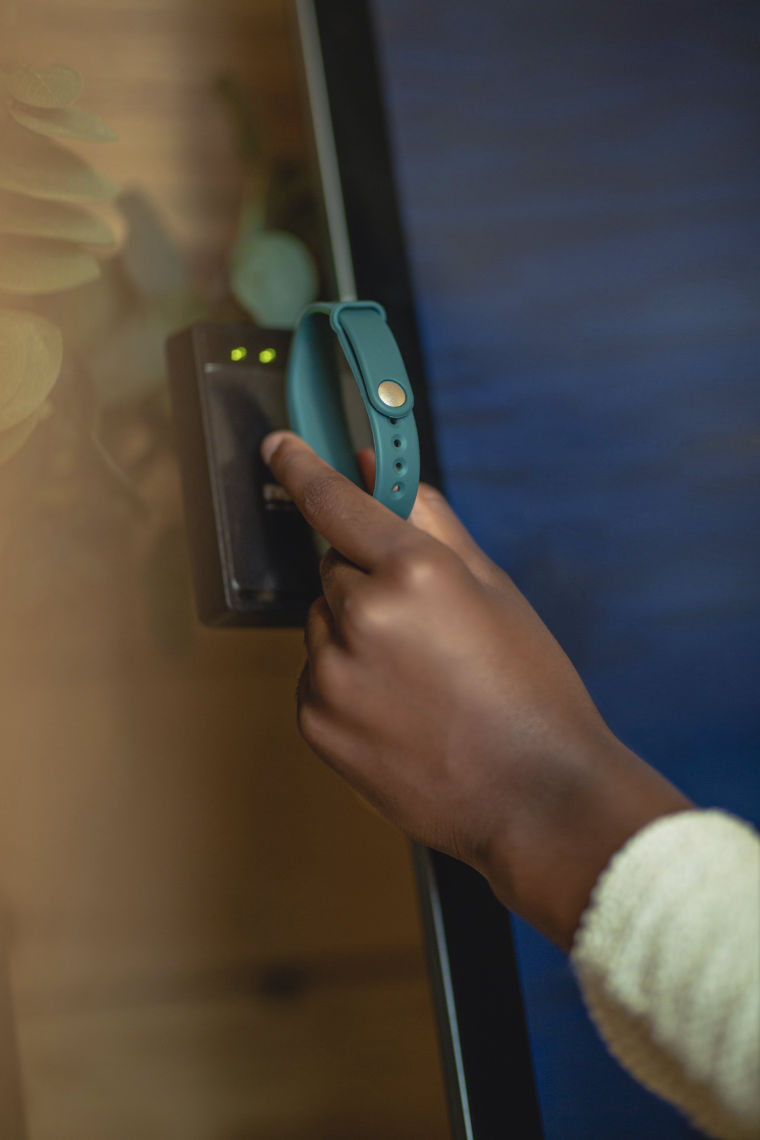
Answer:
(261, 431, 410, 572)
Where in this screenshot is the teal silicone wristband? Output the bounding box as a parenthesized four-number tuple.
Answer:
(286, 301, 420, 518)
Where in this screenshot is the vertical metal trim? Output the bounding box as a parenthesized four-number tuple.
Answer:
(417, 847, 474, 1140)
(292, 7, 542, 1136)
(295, 0, 357, 301)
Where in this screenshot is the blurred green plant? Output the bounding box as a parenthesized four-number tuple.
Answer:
(0, 58, 120, 462)
(215, 74, 320, 328)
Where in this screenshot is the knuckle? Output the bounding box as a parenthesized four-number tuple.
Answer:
(339, 588, 396, 642)
(385, 543, 444, 590)
(416, 482, 448, 510)
(297, 658, 352, 756)
(340, 592, 387, 642)
(309, 645, 344, 703)
(304, 596, 329, 652)
(306, 594, 329, 626)
(296, 697, 322, 747)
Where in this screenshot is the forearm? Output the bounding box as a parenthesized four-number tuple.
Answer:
(481, 732, 693, 952)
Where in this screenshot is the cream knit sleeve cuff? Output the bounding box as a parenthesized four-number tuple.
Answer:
(570, 809, 760, 1140)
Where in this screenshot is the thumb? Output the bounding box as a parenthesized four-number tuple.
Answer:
(410, 482, 505, 588)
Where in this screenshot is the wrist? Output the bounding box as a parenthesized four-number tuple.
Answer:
(481, 733, 693, 952)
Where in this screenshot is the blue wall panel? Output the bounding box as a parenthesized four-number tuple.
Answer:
(371, 2, 760, 1135)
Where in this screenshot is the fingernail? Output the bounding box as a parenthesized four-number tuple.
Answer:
(260, 430, 289, 466)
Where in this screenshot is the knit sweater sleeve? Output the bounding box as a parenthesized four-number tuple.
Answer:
(570, 809, 760, 1140)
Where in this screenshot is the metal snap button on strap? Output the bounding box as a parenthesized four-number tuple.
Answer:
(377, 379, 406, 408)
(286, 301, 419, 518)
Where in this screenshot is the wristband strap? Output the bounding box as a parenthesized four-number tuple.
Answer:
(286, 301, 420, 518)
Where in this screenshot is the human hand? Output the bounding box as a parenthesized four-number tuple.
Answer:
(261, 431, 691, 950)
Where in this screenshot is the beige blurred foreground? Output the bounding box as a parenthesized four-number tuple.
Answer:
(0, 1, 448, 1135)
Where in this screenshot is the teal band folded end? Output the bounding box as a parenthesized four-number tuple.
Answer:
(286, 301, 420, 519)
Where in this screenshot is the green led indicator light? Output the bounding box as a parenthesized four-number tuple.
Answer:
(230, 346, 247, 362)
(258, 347, 277, 364)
